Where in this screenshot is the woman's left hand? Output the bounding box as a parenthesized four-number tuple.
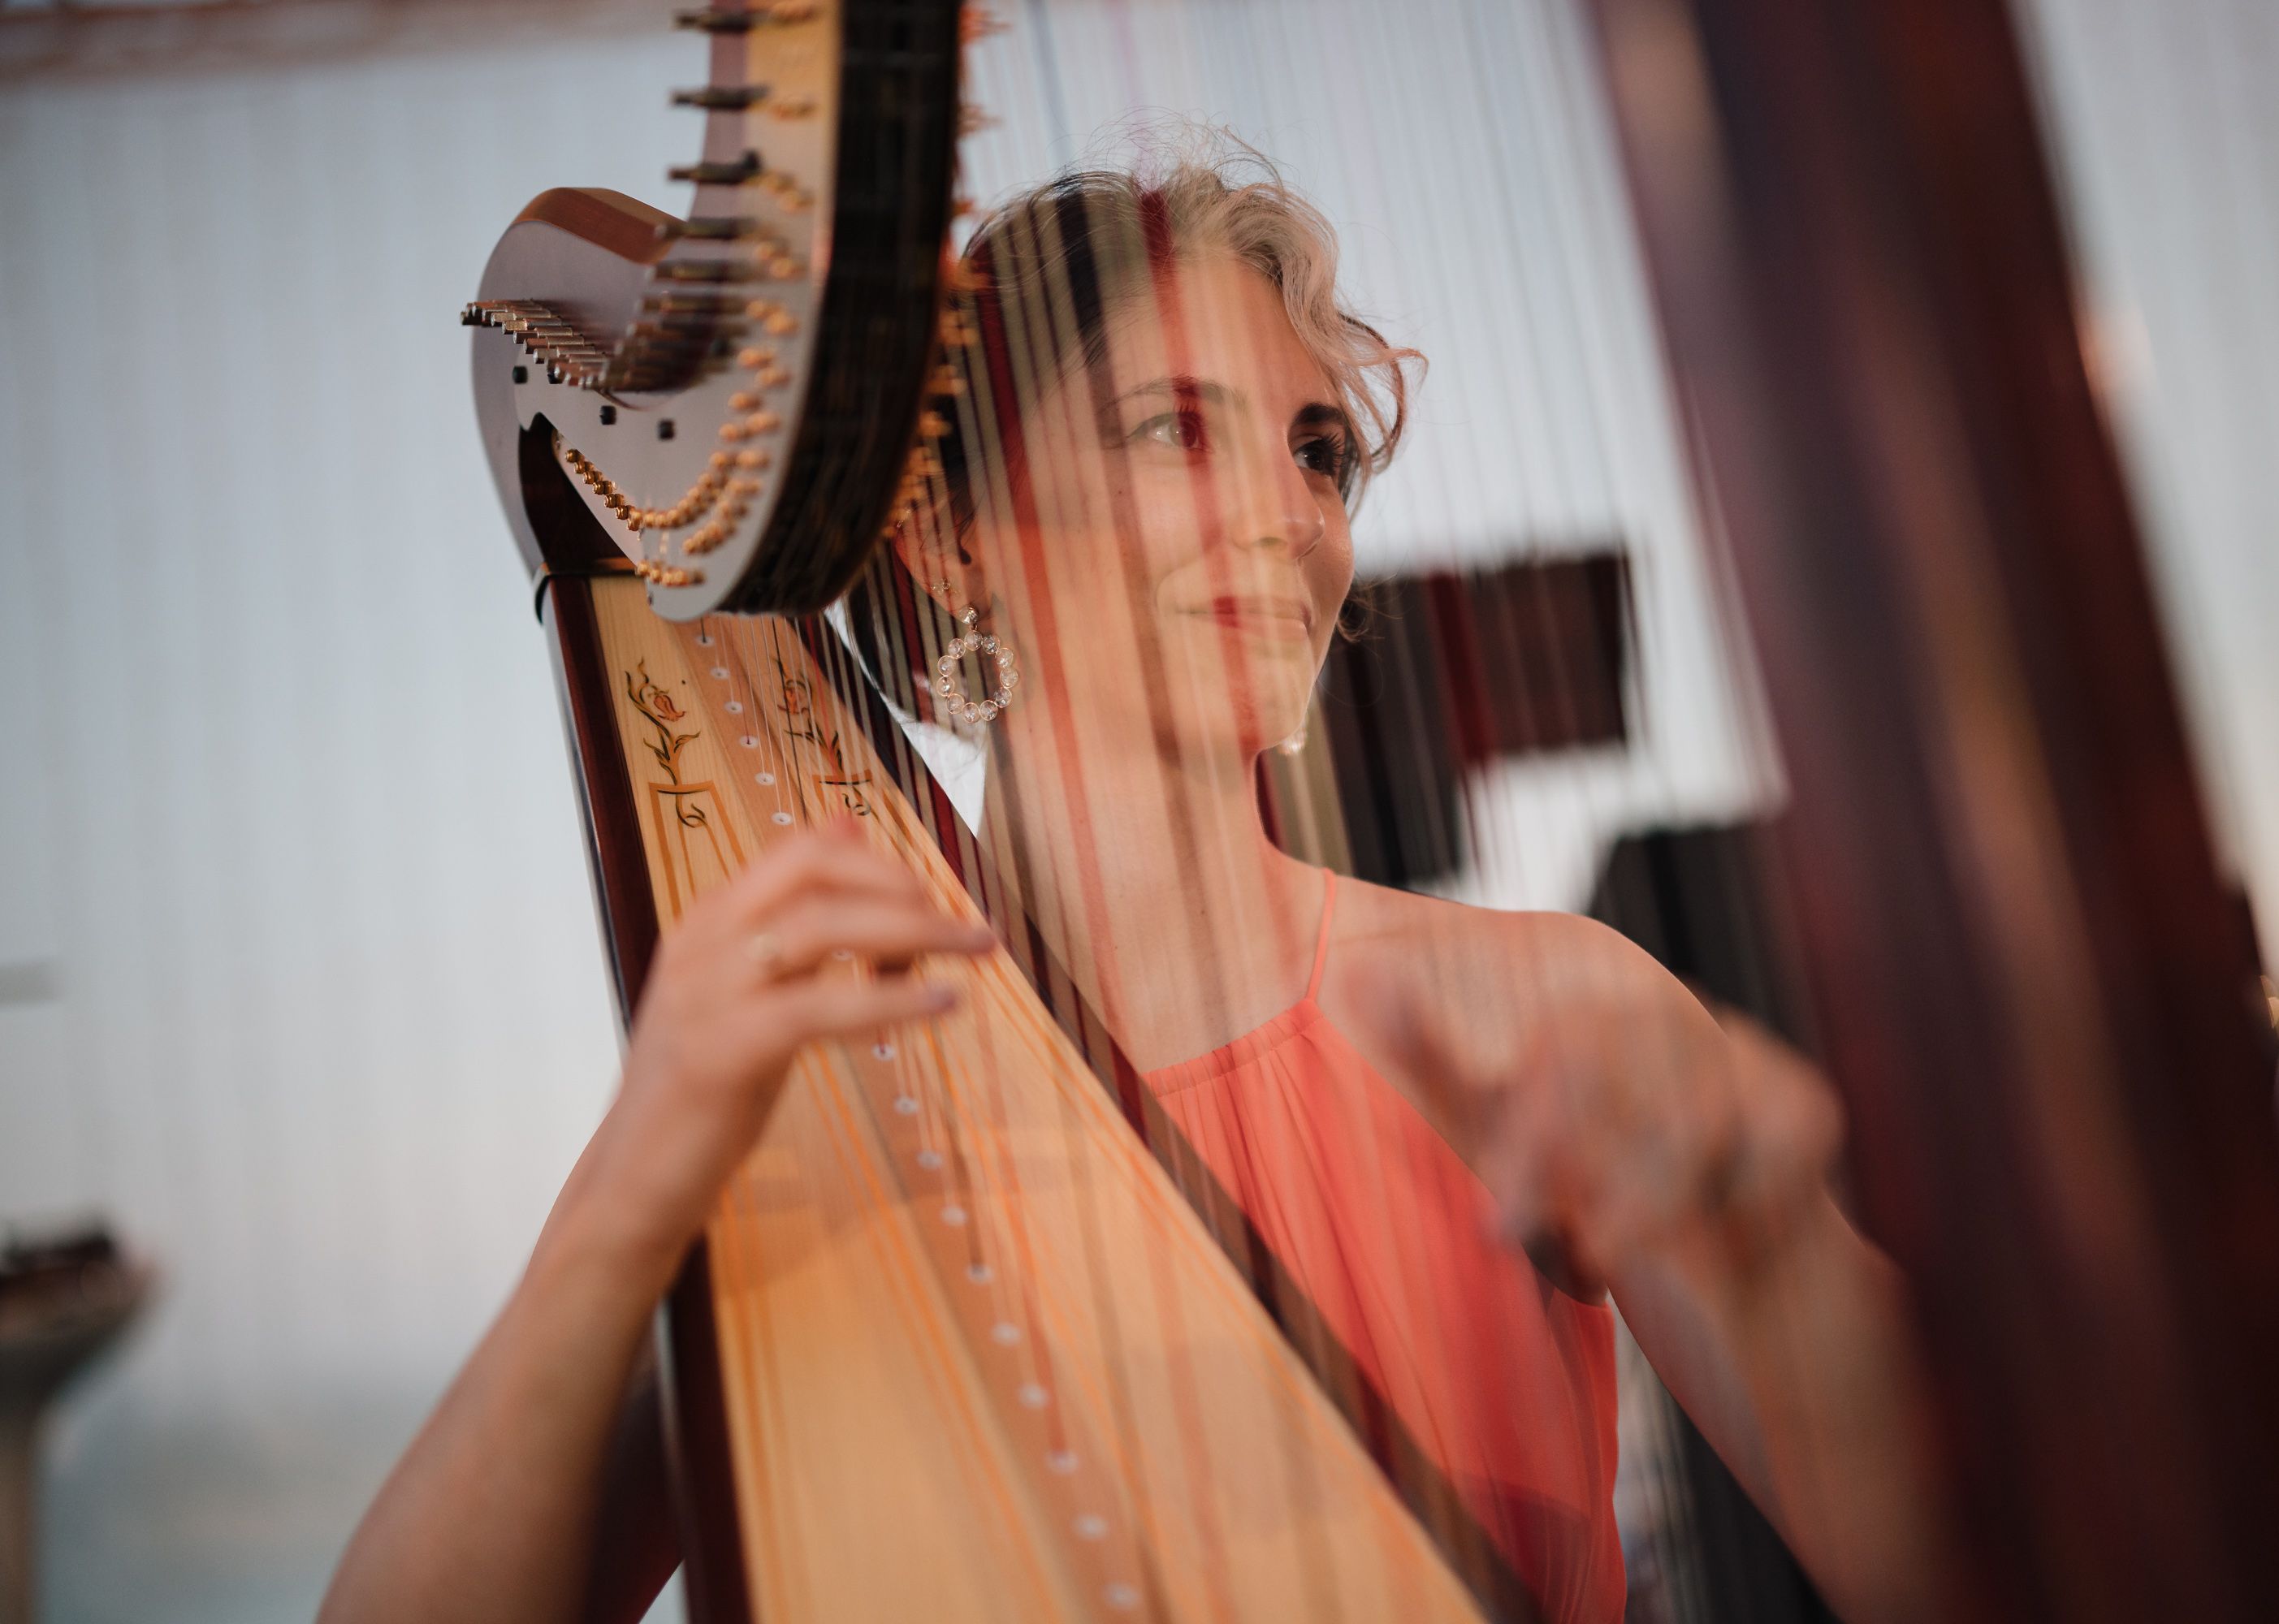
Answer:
(1468, 956, 1845, 1292)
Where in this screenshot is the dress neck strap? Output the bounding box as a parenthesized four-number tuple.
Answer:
(1306, 870, 1339, 1003)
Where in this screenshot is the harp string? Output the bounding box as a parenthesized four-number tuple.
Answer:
(1395, 3, 1707, 1611)
(750, 2, 1765, 1609)
(807, 430, 1349, 1612)
(952, 54, 1468, 1594)
(806, 609, 1165, 1528)
(933, 88, 1476, 1605)
(852, 110, 1458, 1594)
(707, 606, 1188, 1605)
(1382, 496, 1562, 1600)
(967, 170, 1330, 1611)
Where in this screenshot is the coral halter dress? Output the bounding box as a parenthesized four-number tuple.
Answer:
(1142, 871, 1627, 1623)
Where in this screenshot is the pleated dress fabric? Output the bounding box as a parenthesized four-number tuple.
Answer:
(1143, 872, 1627, 1624)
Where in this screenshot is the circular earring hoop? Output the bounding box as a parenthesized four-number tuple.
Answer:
(936, 606, 1021, 726)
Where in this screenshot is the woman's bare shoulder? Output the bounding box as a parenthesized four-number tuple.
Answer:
(1334, 875, 1645, 972)
(1326, 876, 1674, 1061)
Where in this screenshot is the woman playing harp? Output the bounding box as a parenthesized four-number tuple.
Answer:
(326, 147, 1944, 1624)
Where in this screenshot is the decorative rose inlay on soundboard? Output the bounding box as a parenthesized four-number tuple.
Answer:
(623, 659, 744, 918)
(772, 661, 875, 820)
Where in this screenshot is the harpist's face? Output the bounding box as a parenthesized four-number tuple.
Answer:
(967, 253, 1356, 767)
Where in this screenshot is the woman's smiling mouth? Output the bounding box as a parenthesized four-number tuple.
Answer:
(1183, 594, 1317, 641)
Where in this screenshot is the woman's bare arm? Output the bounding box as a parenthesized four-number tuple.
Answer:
(1611, 1190, 1954, 1624)
(320, 826, 993, 1624)
(1439, 917, 1958, 1622)
(319, 1138, 689, 1624)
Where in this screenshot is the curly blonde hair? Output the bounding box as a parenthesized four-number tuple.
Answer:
(945, 132, 1422, 507)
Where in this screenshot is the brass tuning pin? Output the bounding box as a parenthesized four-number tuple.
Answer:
(671, 85, 772, 110)
(651, 259, 765, 283)
(673, 2, 819, 31)
(669, 153, 766, 187)
(661, 217, 772, 242)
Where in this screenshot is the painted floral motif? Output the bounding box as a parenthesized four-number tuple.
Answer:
(774, 658, 872, 818)
(626, 661, 698, 782)
(625, 661, 710, 831)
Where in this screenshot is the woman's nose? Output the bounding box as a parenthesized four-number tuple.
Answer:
(1231, 446, 1325, 558)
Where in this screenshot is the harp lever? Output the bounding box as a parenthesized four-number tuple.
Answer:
(660, 217, 772, 243)
(674, 3, 819, 32)
(669, 153, 766, 186)
(672, 84, 771, 110)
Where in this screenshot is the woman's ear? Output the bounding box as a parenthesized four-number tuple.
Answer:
(889, 506, 989, 625)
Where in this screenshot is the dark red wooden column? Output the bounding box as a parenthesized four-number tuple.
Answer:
(1587, 0, 2279, 1617)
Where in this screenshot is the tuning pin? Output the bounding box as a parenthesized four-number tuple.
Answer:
(652, 259, 764, 285)
(682, 0, 816, 24)
(673, 7, 757, 32)
(664, 217, 768, 242)
(672, 85, 772, 110)
(669, 153, 765, 186)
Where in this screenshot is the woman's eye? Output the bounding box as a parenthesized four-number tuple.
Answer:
(1137, 410, 1209, 453)
(1294, 436, 1349, 478)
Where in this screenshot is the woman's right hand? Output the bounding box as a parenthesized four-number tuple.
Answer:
(324, 819, 988, 1624)
(556, 818, 997, 1294)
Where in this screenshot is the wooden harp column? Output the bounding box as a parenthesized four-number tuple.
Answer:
(1590, 0, 2279, 1618)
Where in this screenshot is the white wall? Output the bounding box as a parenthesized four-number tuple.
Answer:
(2017, 0, 2279, 957)
(0, 28, 698, 1622)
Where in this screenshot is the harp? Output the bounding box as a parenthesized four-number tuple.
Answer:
(465, 2, 2279, 1621)
(466, 5, 1502, 1620)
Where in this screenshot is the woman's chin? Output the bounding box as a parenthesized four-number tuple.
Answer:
(1062, 671, 1311, 764)
(1225, 697, 1311, 759)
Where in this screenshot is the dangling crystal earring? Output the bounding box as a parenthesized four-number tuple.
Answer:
(936, 604, 1021, 726)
